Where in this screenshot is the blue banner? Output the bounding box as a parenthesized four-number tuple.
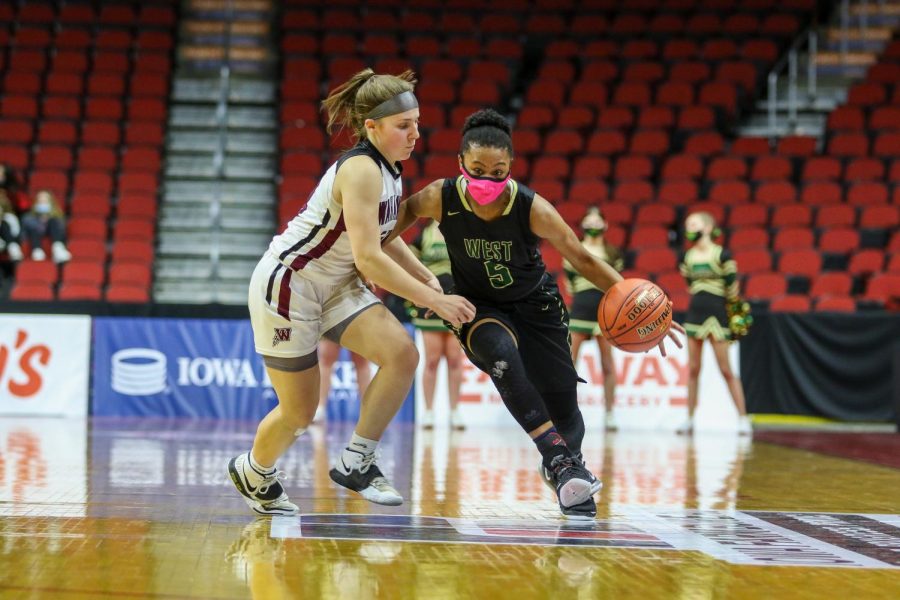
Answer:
(92, 317, 415, 422)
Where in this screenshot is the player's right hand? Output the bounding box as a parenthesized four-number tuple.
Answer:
(429, 294, 476, 327)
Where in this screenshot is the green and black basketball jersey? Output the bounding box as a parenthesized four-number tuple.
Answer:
(438, 176, 546, 303)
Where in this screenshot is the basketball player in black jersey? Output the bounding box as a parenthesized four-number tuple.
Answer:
(391, 110, 683, 519)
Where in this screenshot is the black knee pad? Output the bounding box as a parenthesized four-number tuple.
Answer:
(468, 322, 550, 432)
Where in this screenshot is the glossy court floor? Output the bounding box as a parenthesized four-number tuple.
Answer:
(1, 417, 898, 599)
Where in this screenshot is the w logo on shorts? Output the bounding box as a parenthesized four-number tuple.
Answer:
(272, 327, 292, 347)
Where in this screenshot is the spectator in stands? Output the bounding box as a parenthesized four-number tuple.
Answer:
(678, 211, 750, 436)
(21, 190, 72, 263)
(408, 220, 465, 430)
(564, 206, 624, 431)
(315, 339, 372, 423)
(0, 191, 24, 262)
(0, 164, 29, 212)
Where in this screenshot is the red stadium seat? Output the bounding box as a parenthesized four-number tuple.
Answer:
(810, 273, 853, 299)
(732, 137, 771, 157)
(777, 136, 817, 157)
(847, 82, 886, 107)
(629, 130, 670, 156)
(819, 228, 860, 253)
(629, 226, 670, 249)
(827, 106, 865, 131)
(847, 249, 884, 275)
(614, 155, 653, 181)
(544, 130, 584, 156)
(656, 271, 688, 297)
(70, 195, 111, 219)
(569, 82, 609, 108)
(73, 172, 113, 197)
(17, 260, 59, 285)
(770, 295, 811, 312)
(814, 296, 856, 312)
(859, 206, 900, 229)
(587, 130, 627, 155)
(662, 39, 699, 61)
(874, 133, 900, 158)
(816, 204, 856, 229)
(745, 273, 787, 300)
(709, 180, 751, 205)
(869, 107, 900, 130)
(38, 120, 76, 145)
(707, 157, 748, 181)
(684, 131, 724, 156)
(732, 250, 772, 274)
(771, 205, 812, 228)
(106, 284, 150, 303)
(109, 262, 152, 288)
(660, 154, 703, 180)
(612, 181, 653, 204)
(778, 250, 822, 278)
(82, 121, 121, 146)
(634, 248, 677, 274)
(702, 39, 738, 61)
(751, 156, 792, 181)
(801, 181, 842, 205)
(572, 157, 611, 180)
(10, 282, 54, 301)
(864, 273, 900, 303)
(59, 281, 103, 301)
(728, 227, 769, 251)
(79, 147, 117, 171)
(827, 133, 869, 158)
(637, 106, 675, 129)
(847, 182, 888, 206)
(844, 157, 884, 182)
(68, 218, 107, 241)
(621, 40, 659, 60)
(657, 180, 699, 205)
(773, 227, 814, 251)
(657, 82, 696, 108)
(635, 204, 676, 226)
(698, 81, 738, 116)
(597, 106, 634, 130)
(728, 204, 768, 228)
(754, 181, 797, 205)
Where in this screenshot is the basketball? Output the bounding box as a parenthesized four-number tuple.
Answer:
(598, 279, 673, 352)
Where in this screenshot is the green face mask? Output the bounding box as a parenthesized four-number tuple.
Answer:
(685, 231, 701, 242)
(584, 228, 604, 237)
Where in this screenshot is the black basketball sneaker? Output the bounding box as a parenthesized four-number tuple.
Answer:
(329, 449, 403, 506)
(227, 453, 299, 516)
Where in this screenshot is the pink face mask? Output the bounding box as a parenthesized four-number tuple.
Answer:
(460, 165, 510, 206)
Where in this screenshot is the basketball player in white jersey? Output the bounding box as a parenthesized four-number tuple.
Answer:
(228, 69, 475, 515)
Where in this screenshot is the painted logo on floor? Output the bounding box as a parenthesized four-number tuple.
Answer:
(270, 510, 900, 569)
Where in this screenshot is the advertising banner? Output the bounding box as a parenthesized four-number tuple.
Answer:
(415, 333, 742, 432)
(0, 314, 90, 416)
(92, 318, 416, 422)
(92, 317, 278, 419)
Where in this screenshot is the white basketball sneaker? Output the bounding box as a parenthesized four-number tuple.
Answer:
(738, 415, 753, 436)
(227, 453, 299, 516)
(329, 449, 403, 506)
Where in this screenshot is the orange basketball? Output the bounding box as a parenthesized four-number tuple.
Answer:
(598, 279, 673, 352)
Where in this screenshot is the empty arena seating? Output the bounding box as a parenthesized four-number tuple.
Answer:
(1, 0, 173, 302)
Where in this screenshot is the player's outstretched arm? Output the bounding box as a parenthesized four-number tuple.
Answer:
(383, 179, 444, 245)
(339, 161, 474, 325)
(529, 194, 623, 292)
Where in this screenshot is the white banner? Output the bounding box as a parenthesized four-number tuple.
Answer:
(0, 314, 91, 416)
(415, 332, 742, 432)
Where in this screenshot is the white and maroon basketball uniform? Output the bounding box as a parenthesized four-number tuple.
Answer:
(249, 139, 403, 358)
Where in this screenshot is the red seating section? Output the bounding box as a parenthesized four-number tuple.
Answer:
(2, 1, 172, 302)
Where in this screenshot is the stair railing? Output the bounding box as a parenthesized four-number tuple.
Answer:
(767, 27, 818, 138)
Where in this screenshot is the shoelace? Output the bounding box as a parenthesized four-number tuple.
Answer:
(257, 470, 287, 496)
(550, 455, 584, 479)
(359, 451, 377, 473)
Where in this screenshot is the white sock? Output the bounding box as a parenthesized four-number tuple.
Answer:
(341, 433, 378, 470)
(246, 451, 275, 480)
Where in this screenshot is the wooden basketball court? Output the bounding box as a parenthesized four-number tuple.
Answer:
(1, 417, 898, 598)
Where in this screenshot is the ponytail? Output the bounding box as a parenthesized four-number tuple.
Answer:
(321, 68, 417, 142)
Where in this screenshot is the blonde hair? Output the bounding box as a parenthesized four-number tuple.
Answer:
(688, 210, 716, 229)
(321, 69, 417, 142)
(34, 189, 64, 218)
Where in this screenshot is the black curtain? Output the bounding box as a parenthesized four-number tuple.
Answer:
(742, 313, 900, 421)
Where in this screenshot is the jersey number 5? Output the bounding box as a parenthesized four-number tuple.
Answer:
(484, 261, 513, 289)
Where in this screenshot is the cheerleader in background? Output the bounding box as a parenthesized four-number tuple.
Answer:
(409, 220, 464, 429)
(678, 211, 751, 436)
(564, 206, 624, 431)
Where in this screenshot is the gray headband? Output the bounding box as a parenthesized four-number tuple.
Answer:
(365, 91, 419, 120)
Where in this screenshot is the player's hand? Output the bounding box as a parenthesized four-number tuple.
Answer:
(429, 294, 476, 328)
(654, 320, 685, 357)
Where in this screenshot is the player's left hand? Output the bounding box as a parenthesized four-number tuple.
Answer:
(654, 321, 685, 357)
